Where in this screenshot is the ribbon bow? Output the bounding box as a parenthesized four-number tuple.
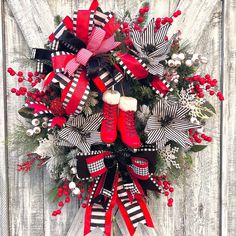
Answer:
(57, 113, 103, 153)
(76, 149, 159, 236)
(31, 0, 123, 115)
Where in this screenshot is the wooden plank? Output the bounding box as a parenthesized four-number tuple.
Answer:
(4, 4, 45, 236)
(0, 1, 10, 236)
(6, 0, 54, 48)
(222, 0, 236, 235)
(148, 2, 222, 236)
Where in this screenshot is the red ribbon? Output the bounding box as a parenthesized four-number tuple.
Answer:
(84, 153, 154, 235)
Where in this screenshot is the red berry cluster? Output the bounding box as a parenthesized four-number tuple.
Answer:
(52, 184, 71, 217)
(26, 90, 48, 103)
(138, 5, 150, 23)
(189, 129, 213, 144)
(186, 74, 224, 101)
(52, 183, 86, 217)
(8, 67, 45, 95)
(155, 10, 181, 30)
(156, 175, 174, 207)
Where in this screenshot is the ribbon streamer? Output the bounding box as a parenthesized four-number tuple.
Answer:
(77, 150, 159, 235)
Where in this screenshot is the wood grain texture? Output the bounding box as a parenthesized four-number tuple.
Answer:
(0, 0, 231, 235)
(222, 0, 236, 235)
(0, 1, 10, 236)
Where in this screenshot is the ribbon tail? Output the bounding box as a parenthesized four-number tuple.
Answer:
(117, 176, 154, 235)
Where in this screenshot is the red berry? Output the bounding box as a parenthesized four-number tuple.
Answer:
(18, 77, 24, 83)
(11, 88, 17, 93)
(28, 77, 33, 82)
(168, 18, 173, 24)
(206, 85, 211, 90)
(217, 91, 222, 97)
(198, 93, 204, 98)
(169, 198, 174, 203)
(52, 211, 57, 216)
(43, 95, 48, 100)
(157, 181, 162, 186)
(134, 24, 140, 30)
(199, 78, 205, 85)
(28, 72, 33, 77)
(58, 192, 63, 198)
(144, 6, 149, 12)
(65, 197, 70, 203)
(77, 194, 82, 199)
(219, 96, 224, 101)
(137, 16, 144, 23)
(169, 187, 174, 193)
(196, 138, 202, 143)
(123, 22, 128, 28)
(34, 72, 39, 76)
(167, 202, 173, 207)
(58, 201, 64, 207)
(31, 82, 36, 87)
(7, 67, 13, 73)
(82, 203, 87, 208)
(209, 90, 215, 96)
(36, 97, 41, 102)
(164, 191, 169, 196)
(16, 91, 21, 96)
(64, 191, 69, 196)
(139, 8, 145, 15)
(207, 137, 213, 142)
(56, 210, 61, 215)
(17, 71, 23, 76)
(58, 187, 63, 193)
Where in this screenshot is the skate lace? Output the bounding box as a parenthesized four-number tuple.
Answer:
(104, 104, 117, 127)
(125, 111, 136, 135)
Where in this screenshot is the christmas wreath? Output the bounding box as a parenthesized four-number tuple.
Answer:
(8, 0, 224, 235)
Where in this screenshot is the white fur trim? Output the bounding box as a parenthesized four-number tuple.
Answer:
(102, 90, 120, 105)
(119, 96, 137, 112)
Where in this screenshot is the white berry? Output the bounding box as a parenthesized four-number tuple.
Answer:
(72, 187, 81, 195)
(42, 122, 48, 128)
(200, 56, 208, 64)
(178, 53, 185, 60)
(71, 167, 77, 174)
(174, 60, 181, 67)
(171, 54, 178, 60)
(69, 182, 76, 189)
(33, 127, 41, 134)
(32, 118, 40, 126)
(26, 129, 34, 136)
(168, 59, 175, 67)
(185, 60, 193, 67)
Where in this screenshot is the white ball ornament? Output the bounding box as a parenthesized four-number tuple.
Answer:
(26, 129, 34, 136)
(32, 118, 40, 126)
(171, 53, 178, 60)
(71, 167, 77, 174)
(174, 60, 181, 67)
(168, 59, 175, 67)
(69, 182, 76, 189)
(72, 187, 81, 195)
(200, 56, 208, 64)
(185, 60, 193, 67)
(33, 126, 41, 134)
(178, 53, 185, 60)
(42, 122, 48, 128)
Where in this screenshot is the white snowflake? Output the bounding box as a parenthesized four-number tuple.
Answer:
(137, 105, 151, 123)
(34, 134, 58, 159)
(159, 145, 180, 169)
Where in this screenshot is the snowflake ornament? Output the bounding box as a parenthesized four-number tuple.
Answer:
(159, 144, 180, 169)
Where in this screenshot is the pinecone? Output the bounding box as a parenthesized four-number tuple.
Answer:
(50, 97, 66, 116)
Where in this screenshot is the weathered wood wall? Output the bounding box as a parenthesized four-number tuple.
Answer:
(0, 0, 235, 235)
